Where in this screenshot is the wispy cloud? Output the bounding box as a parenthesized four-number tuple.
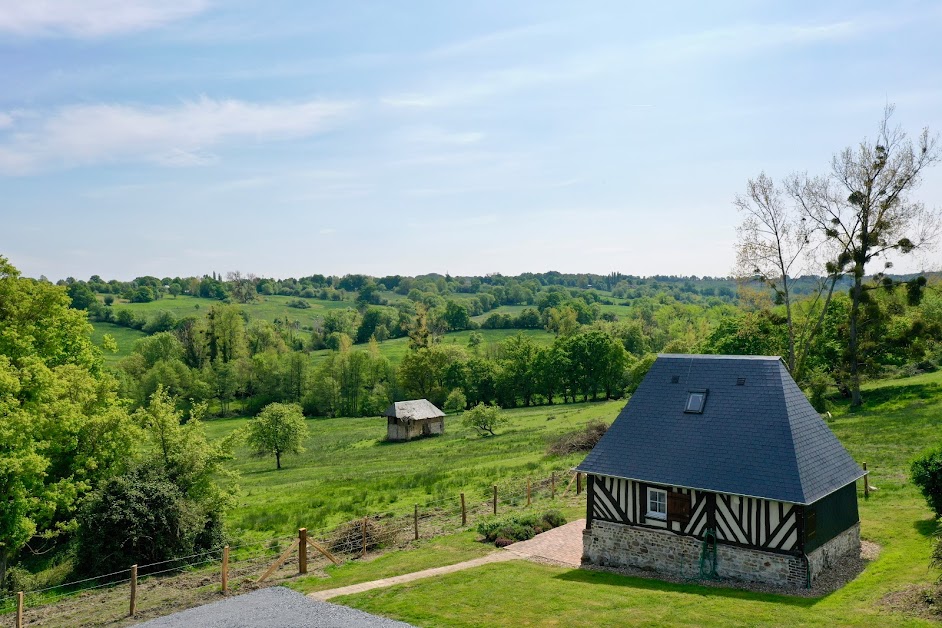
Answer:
(0, 97, 355, 175)
(0, 0, 209, 38)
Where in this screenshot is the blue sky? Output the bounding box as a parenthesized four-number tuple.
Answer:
(2, 0, 941, 281)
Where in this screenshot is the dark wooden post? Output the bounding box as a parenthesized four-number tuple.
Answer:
(221, 546, 230, 593)
(863, 462, 869, 498)
(527, 478, 531, 506)
(129, 564, 138, 617)
(299, 528, 308, 575)
(551, 473, 556, 500)
(460, 493, 467, 526)
(493, 485, 498, 515)
(361, 517, 368, 558)
(414, 505, 419, 540)
(577, 472, 583, 495)
(16, 591, 23, 628)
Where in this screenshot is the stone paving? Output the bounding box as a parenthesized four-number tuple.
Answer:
(504, 519, 586, 567)
(309, 519, 587, 601)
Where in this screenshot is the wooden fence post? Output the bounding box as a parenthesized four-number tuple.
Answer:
(221, 545, 229, 594)
(461, 493, 467, 527)
(361, 517, 368, 558)
(16, 591, 23, 628)
(577, 472, 582, 495)
(299, 528, 307, 575)
(527, 478, 531, 506)
(551, 472, 556, 500)
(129, 564, 138, 617)
(863, 462, 869, 498)
(414, 505, 419, 541)
(493, 485, 498, 515)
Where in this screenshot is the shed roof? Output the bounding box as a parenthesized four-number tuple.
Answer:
(383, 399, 445, 421)
(576, 354, 864, 505)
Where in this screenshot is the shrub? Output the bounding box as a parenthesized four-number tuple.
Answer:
(462, 403, 507, 436)
(912, 447, 942, 517)
(287, 298, 311, 309)
(76, 464, 223, 575)
(444, 389, 467, 414)
(477, 510, 567, 546)
(547, 420, 608, 456)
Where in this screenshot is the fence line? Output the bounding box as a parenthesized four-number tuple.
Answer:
(3, 469, 586, 623)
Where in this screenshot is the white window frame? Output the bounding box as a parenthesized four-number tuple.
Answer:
(646, 487, 667, 520)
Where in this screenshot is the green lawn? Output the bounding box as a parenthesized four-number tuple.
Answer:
(89, 321, 147, 364)
(205, 400, 622, 539)
(327, 372, 942, 627)
(102, 294, 360, 329)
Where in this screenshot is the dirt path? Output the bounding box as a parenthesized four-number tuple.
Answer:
(309, 520, 587, 601)
(307, 552, 521, 601)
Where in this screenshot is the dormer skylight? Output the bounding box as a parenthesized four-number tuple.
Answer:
(685, 390, 707, 413)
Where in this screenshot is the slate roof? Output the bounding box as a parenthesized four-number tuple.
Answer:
(576, 354, 864, 505)
(383, 399, 445, 421)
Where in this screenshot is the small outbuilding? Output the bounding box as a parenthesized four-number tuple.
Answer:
(383, 399, 446, 442)
(577, 354, 865, 588)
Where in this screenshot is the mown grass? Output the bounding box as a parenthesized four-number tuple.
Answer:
(331, 371, 942, 626)
(205, 400, 622, 540)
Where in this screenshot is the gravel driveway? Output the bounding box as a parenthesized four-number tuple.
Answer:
(137, 586, 415, 628)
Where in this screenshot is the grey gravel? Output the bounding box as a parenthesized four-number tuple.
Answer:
(136, 586, 416, 628)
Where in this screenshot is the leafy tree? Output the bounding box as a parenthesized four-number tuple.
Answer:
(796, 106, 940, 405)
(66, 282, 97, 310)
(444, 389, 467, 414)
(0, 256, 137, 587)
(168, 283, 182, 298)
(462, 403, 507, 437)
(442, 300, 471, 331)
(246, 403, 308, 469)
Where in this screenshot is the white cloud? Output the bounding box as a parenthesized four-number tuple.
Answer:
(0, 97, 355, 175)
(0, 113, 13, 129)
(0, 0, 208, 37)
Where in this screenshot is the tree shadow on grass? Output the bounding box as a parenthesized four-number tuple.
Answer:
(552, 568, 823, 608)
(913, 517, 938, 538)
(843, 383, 941, 414)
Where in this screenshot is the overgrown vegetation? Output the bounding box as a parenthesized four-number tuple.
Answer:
(911, 447, 942, 517)
(477, 510, 567, 546)
(547, 419, 609, 456)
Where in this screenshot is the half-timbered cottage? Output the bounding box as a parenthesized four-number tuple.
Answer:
(383, 399, 445, 441)
(577, 354, 864, 588)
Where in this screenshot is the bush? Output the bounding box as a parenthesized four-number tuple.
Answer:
(287, 298, 311, 309)
(912, 447, 942, 517)
(462, 403, 507, 437)
(477, 510, 567, 546)
(76, 464, 223, 575)
(547, 420, 608, 456)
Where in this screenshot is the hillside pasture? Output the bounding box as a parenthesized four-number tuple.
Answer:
(205, 400, 623, 540)
(331, 372, 942, 626)
(89, 321, 147, 364)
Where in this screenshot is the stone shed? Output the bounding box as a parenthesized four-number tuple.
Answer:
(577, 354, 864, 588)
(383, 399, 445, 442)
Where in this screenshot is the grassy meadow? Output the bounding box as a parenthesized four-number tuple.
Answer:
(89, 321, 147, 364)
(296, 372, 942, 626)
(205, 400, 622, 538)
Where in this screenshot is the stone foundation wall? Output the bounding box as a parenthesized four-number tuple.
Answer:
(806, 523, 860, 581)
(583, 520, 861, 588)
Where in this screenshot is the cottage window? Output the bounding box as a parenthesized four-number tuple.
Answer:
(685, 390, 707, 413)
(647, 487, 667, 520)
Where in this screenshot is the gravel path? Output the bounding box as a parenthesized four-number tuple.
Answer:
(137, 586, 415, 627)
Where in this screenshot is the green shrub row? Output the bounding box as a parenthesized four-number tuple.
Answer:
(477, 510, 567, 547)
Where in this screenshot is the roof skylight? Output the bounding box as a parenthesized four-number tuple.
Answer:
(685, 390, 707, 413)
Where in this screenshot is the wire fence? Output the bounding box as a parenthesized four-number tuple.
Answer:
(1, 470, 587, 626)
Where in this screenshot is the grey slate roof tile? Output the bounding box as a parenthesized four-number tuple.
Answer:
(576, 354, 864, 504)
